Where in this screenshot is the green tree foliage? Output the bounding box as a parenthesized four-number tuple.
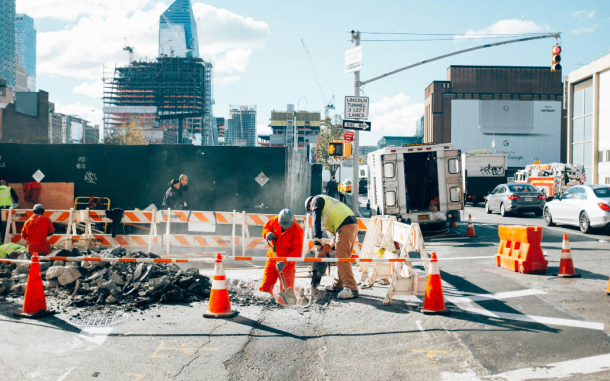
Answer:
(314, 115, 344, 177)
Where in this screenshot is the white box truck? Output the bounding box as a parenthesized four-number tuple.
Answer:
(461, 152, 508, 204)
(367, 143, 463, 228)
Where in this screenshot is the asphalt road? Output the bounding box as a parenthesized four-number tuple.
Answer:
(2, 203, 610, 380)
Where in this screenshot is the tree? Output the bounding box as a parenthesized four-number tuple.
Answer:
(314, 115, 344, 178)
(105, 121, 148, 145)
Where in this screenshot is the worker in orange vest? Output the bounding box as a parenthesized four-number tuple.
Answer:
(21, 204, 54, 255)
(259, 209, 303, 301)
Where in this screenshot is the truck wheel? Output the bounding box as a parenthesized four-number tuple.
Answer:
(544, 207, 555, 226)
(485, 202, 492, 214)
(500, 204, 509, 217)
(580, 212, 592, 234)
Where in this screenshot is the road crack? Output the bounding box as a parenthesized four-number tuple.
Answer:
(174, 320, 228, 378)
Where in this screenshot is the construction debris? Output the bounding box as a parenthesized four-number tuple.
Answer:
(0, 246, 211, 311)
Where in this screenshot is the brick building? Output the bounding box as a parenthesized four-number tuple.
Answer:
(424, 66, 566, 167)
(0, 86, 49, 143)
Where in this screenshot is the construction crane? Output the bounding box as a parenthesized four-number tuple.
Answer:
(123, 38, 134, 63)
(301, 39, 335, 118)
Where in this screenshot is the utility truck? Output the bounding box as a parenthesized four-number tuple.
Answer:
(462, 152, 508, 204)
(514, 163, 583, 200)
(367, 143, 463, 228)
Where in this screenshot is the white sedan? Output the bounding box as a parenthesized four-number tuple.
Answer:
(543, 185, 610, 233)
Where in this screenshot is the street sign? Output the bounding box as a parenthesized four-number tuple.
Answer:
(344, 96, 369, 119)
(328, 158, 345, 165)
(345, 46, 362, 74)
(343, 130, 354, 141)
(343, 120, 371, 131)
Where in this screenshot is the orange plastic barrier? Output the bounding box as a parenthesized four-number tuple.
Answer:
(495, 225, 548, 274)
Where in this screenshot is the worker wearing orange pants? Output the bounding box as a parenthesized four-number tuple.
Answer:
(259, 209, 303, 299)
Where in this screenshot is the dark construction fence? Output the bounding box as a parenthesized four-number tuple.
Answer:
(0, 144, 320, 215)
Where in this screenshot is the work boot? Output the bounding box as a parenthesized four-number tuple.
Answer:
(337, 287, 359, 299)
(325, 285, 343, 292)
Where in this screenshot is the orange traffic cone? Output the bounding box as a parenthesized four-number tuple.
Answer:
(203, 253, 237, 318)
(466, 214, 477, 237)
(13, 253, 55, 318)
(553, 234, 581, 278)
(450, 221, 458, 228)
(422, 252, 451, 315)
(606, 276, 610, 295)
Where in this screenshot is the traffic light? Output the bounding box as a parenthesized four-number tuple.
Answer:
(329, 142, 344, 157)
(551, 45, 562, 72)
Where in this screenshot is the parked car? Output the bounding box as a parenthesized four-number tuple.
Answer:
(485, 183, 546, 217)
(359, 177, 367, 194)
(543, 185, 610, 233)
(339, 180, 352, 193)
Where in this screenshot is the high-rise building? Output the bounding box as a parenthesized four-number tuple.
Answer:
(226, 105, 256, 147)
(15, 14, 36, 92)
(0, 0, 16, 90)
(215, 117, 225, 145)
(258, 105, 321, 159)
(159, 0, 199, 58)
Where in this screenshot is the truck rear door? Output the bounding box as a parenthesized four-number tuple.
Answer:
(382, 154, 400, 215)
(445, 150, 462, 211)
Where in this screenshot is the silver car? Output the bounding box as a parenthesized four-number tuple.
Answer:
(544, 185, 610, 233)
(485, 183, 546, 217)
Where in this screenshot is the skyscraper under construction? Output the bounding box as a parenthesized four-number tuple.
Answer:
(102, 0, 214, 144)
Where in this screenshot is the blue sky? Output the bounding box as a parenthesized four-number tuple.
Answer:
(19, 0, 609, 145)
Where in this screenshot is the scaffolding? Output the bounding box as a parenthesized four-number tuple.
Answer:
(102, 57, 214, 144)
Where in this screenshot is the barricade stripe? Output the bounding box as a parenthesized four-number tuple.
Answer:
(132, 236, 148, 246)
(249, 215, 265, 225)
(357, 219, 367, 230)
(115, 236, 129, 246)
(215, 213, 229, 223)
(213, 236, 229, 247)
(247, 238, 263, 248)
(192, 212, 210, 223)
(175, 236, 191, 246)
(175, 212, 188, 222)
(123, 212, 138, 222)
(194, 236, 209, 246)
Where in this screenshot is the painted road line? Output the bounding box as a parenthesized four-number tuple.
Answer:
(457, 307, 604, 331)
(441, 353, 610, 380)
(447, 289, 547, 304)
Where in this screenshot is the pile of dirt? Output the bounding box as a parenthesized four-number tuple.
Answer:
(0, 246, 211, 311)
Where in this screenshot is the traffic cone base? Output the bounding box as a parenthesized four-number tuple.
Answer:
(450, 221, 458, 228)
(466, 214, 477, 237)
(553, 234, 580, 278)
(13, 253, 54, 319)
(203, 254, 237, 319)
(421, 253, 451, 316)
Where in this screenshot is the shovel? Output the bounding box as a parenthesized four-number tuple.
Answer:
(267, 239, 297, 305)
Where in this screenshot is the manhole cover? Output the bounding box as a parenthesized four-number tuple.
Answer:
(68, 311, 130, 327)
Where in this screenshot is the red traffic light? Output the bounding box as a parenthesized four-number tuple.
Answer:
(552, 45, 562, 54)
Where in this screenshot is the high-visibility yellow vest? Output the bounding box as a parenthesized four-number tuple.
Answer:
(319, 195, 354, 234)
(0, 185, 12, 207)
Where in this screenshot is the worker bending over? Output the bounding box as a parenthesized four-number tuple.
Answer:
(259, 209, 303, 301)
(305, 195, 359, 299)
(21, 204, 54, 255)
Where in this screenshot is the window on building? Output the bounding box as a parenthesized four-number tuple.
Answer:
(599, 151, 604, 163)
(607, 150, 610, 162)
(572, 80, 594, 184)
(606, 178, 610, 185)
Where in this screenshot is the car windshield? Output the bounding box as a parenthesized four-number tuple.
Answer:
(508, 184, 537, 192)
(594, 187, 610, 198)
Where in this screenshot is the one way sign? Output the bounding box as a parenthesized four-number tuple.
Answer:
(343, 120, 371, 131)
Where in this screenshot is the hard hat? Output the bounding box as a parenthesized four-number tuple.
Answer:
(278, 209, 294, 229)
(304, 196, 314, 212)
(0, 180, 6, 185)
(33, 204, 44, 212)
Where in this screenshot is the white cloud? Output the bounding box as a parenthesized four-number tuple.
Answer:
(573, 10, 595, 20)
(455, 19, 545, 40)
(30, 1, 269, 87)
(572, 24, 599, 34)
(257, 123, 272, 136)
(17, 0, 151, 22)
(360, 93, 424, 146)
(54, 102, 103, 127)
(73, 81, 104, 99)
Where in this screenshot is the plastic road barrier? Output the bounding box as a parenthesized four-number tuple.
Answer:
(495, 225, 548, 274)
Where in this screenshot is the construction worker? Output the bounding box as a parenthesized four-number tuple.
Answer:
(162, 179, 181, 210)
(259, 209, 303, 302)
(0, 180, 18, 244)
(21, 204, 54, 255)
(0, 243, 25, 258)
(177, 174, 189, 210)
(305, 195, 359, 299)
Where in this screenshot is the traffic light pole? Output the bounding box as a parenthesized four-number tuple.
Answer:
(351, 31, 361, 215)
(348, 30, 560, 215)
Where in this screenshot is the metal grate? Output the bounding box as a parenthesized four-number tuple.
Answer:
(68, 311, 130, 327)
